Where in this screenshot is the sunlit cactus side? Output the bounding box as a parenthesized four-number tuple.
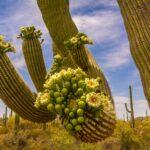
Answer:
(18, 26, 46, 92)
(125, 86, 135, 128)
(118, 0, 150, 107)
(0, 36, 55, 123)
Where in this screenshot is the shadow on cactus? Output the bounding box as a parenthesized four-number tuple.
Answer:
(35, 56, 115, 142)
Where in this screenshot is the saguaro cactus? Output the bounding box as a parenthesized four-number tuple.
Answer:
(14, 113, 20, 131)
(3, 106, 8, 126)
(118, 0, 150, 107)
(125, 86, 135, 128)
(0, 0, 116, 143)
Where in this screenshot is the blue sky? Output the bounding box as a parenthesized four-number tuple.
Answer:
(0, 0, 149, 119)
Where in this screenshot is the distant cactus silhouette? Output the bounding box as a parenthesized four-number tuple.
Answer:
(125, 86, 135, 128)
(2, 106, 8, 126)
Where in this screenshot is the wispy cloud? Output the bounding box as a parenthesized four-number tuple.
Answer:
(102, 42, 131, 69)
(73, 10, 122, 44)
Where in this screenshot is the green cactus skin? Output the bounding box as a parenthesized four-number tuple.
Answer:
(0, 53, 56, 123)
(37, 0, 113, 105)
(118, 0, 150, 107)
(125, 86, 135, 128)
(19, 27, 46, 92)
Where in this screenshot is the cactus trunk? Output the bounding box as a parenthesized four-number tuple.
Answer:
(0, 54, 55, 123)
(14, 113, 20, 131)
(22, 38, 46, 92)
(37, 0, 113, 105)
(118, 0, 150, 107)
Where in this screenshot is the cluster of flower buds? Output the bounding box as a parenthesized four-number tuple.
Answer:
(46, 54, 64, 79)
(64, 33, 93, 50)
(17, 26, 42, 39)
(35, 68, 112, 133)
(0, 35, 15, 54)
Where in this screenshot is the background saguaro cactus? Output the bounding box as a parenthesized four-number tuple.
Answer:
(118, 0, 150, 107)
(125, 86, 135, 128)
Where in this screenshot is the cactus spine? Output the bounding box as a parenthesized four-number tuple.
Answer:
(125, 85, 135, 128)
(118, 0, 150, 107)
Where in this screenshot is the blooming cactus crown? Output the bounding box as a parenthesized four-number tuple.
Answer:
(18, 26, 42, 40)
(64, 32, 93, 50)
(35, 66, 113, 133)
(0, 35, 15, 54)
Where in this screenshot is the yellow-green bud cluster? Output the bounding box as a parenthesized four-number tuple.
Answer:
(35, 68, 112, 133)
(64, 32, 93, 50)
(18, 26, 42, 39)
(0, 35, 15, 54)
(46, 55, 64, 79)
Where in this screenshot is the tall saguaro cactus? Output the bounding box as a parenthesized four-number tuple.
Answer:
(37, 0, 113, 105)
(118, 0, 150, 107)
(125, 86, 135, 128)
(0, 0, 116, 143)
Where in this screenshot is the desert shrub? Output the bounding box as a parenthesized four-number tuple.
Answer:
(0, 126, 8, 135)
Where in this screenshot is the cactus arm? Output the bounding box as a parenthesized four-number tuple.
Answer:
(118, 0, 150, 107)
(0, 53, 55, 123)
(125, 103, 131, 113)
(18, 27, 47, 92)
(37, 0, 113, 104)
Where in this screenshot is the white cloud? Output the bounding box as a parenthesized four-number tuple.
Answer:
(73, 10, 122, 43)
(114, 96, 150, 119)
(102, 42, 131, 69)
(70, 0, 118, 10)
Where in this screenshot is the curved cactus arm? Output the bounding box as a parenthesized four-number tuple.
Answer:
(125, 103, 131, 113)
(0, 36, 56, 123)
(37, 0, 113, 105)
(118, 0, 150, 107)
(18, 26, 47, 92)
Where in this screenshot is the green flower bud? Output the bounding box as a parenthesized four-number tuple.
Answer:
(72, 84, 78, 92)
(64, 81, 71, 89)
(77, 109, 84, 116)
(64, 108, 70, 114)
(61, 88, 68, 96)
(75, 125, 82, 131)
(66, 123, 73, 131)
(71, 77, 77, 83)
(78, 117, 85, 123)
(55, 104, 62, 113)
(49, 90, 54, 97)
(69, 112, 75, 118)
(71, 119, 78, 126)
(75, 88, 83, 96)
(80, 96, 86, 101)
(78, 80, 86, 88)
(54, 92, 61, 98)
(56, 97, 64, 104)
(78, 101, 86, 108)
(47, 104, 55, 112)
